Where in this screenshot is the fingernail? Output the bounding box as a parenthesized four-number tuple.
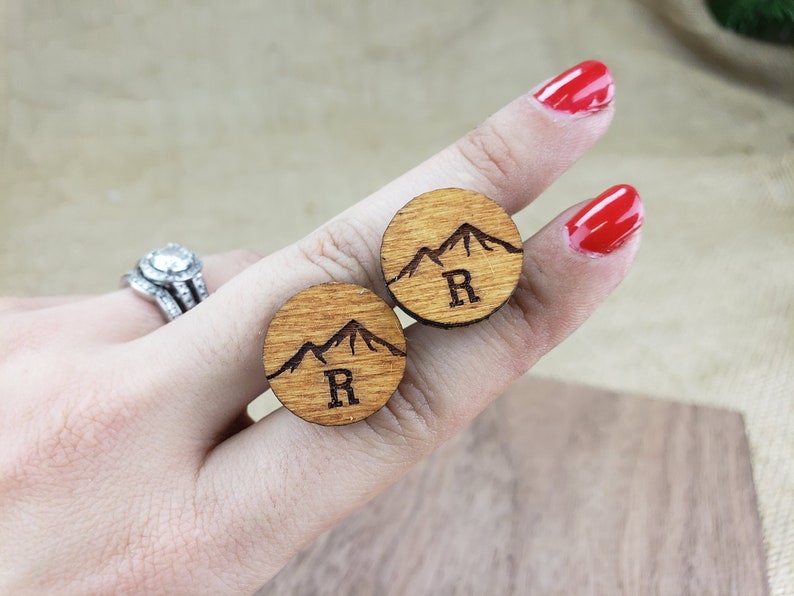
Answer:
(533, 60, 615, 115)
(565, 184, 643, 256)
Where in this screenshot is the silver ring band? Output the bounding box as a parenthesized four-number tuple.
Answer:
(122, 243, 209, 322)
(122, 270, 184, 322)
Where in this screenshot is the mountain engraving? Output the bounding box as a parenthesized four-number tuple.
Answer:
(386, 222, 523, 285)
(266, 319, 406, 380)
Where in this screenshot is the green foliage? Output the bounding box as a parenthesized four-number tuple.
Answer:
(709, 0, 794, 44)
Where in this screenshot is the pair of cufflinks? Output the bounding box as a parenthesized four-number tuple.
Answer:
(263, 188, 523, 425)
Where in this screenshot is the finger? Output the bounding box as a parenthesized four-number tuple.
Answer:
(201, 249, 265, 291)
(105, 249, 262, 342)
(141, 60, 618, 437)
(51, 249, 267, 344)
(199, 188, 643, 591)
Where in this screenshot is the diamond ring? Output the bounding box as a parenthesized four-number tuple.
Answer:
(122, 243, 209, 321)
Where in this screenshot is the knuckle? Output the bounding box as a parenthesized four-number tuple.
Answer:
(297, 218, 380, 288)
(455, 121, 522, 193)
(483, 307, 539, 379)
(362, 361, 442, 451)
(511, 252, 552, 322)
(499, 257, 555, 358)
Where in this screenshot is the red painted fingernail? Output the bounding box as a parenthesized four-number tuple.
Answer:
(533, 60, 614, 115)
(565, 184, 643, 256)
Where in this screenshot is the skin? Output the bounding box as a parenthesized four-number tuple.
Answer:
(0, 81, 640, 594)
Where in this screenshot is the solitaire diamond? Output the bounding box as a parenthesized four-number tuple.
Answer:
(125, 242, 208, 323)
(152, 244, 192, 274)
(139, 243, 202, 283)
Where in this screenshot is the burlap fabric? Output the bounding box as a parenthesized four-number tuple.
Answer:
(1, 1, 791, 592)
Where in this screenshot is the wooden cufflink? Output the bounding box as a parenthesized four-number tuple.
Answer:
(263, 283, 406, 426)
(381, 188, 524, 328)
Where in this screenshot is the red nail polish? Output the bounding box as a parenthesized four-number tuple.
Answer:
(533, 60, 614, 115)
(565, 184, 643, 255)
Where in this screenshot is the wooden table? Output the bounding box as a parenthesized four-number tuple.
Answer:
(258, 377, 768, 595)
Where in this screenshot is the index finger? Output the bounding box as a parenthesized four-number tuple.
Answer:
(137, 59, 616, 438)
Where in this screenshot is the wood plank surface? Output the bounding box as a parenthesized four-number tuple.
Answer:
(257, 377, 768, 595)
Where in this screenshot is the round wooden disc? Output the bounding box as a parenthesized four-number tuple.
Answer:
(381, 188, 524, 328)
(263, 283, 406, 426)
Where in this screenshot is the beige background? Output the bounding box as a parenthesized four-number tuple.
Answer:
(1, 1, 791, 593)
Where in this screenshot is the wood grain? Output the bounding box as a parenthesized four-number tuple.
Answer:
(381, 188, 523, 328)
(263, 283, 406, 426)
(258, 377, 768, 595)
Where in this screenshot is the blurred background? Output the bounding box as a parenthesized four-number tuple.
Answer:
(0, 0, 791, 592)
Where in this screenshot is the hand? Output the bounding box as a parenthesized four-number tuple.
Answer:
(0, 60, 642, 594)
